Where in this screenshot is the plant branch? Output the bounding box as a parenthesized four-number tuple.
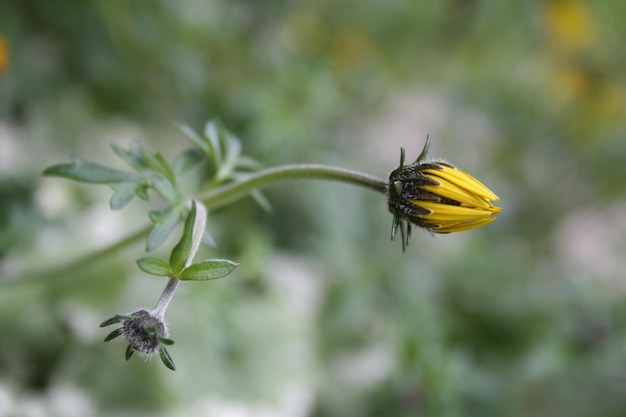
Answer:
(8, 164, 387, 287)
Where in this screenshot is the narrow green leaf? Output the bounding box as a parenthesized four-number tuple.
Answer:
(201, 229, 217, 247)
(235, 156, 263, 171)
(173, 148, 204, 178)
(216, 135, 242, 181)
(110, 182, 137, 210)
(146, 207, 179, 251)
(137, 256, 172, 276)
(250, 189, 272, 213)
(140, 147, 176, 184)
(169, 200, 207, 273)
(112, 142, 149, 174)
(150, 173, 178, 204)
(135, 184, 150, 201)
(148, 207, 169, 223)
(179, 259, 238, 281)
(156, 153, 176, 182)
(42, 155, 141, 184)
(176, 123, 209, 154)
(159, 348, 176, 370)
(203, 121, 222, 162)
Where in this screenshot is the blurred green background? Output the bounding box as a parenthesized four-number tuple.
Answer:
(2, 0, 626, 416)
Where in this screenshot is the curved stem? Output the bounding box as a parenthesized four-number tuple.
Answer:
(7, 164, 387, 288)
(201, 164, 388, 209)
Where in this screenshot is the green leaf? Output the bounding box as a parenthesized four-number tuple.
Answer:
(42, 155, 141, 184)
(141, 148, 176, 184)
(146, 206, 180, 251)
(112, 142, 149, 175)
(176, 123, 209, 154)
(235, 156, 263, 171)
(148, 207, 171, 223)
(201, 229, 217, 247)
(110, 182, 137, 210)
(135, 184, 150, 201)
(137, 256, 172, 276)
(149, 173, 178, 204)
(216, 134, 241, 181)
(173, 148, 204, 178)
(170, 200, 207, 273)
(179, 259, 238, 281)
(250, 189, 272, 213)
(203, 121, 222, 162)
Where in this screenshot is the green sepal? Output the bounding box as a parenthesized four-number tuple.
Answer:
(99, 314, 135, 327)
(42, 155, 142, 184)
(414, 133, 431, 164)
(391, 214, 399, 242)
(125, 345, 135, 361)
(158, 336, 175, 346)
(178, 259, 238, 281)
(146, 206, 180, 251)
(104, 328, 124, 342)
(159, 348, 176, 371)
(399, 147, 406, 168)
(393, 180, 403, 196)
(137, 256, 172, 276)
(169, 200, 206, 273)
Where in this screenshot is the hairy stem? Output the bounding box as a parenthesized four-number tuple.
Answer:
(8, 164, 387, 287)
(151, 277, 180, 320)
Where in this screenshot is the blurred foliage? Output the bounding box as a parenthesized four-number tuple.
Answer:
(2, 0, 626, 416)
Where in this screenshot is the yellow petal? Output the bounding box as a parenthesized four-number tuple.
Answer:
(411, 200, 495, 222)
(423, 166, 500, 202)
(420, 175, 494, 209)
(434, 216, 497, 233)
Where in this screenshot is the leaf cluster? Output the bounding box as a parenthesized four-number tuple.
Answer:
(42, 121, 260, 251)
(137, 200, 237, 282)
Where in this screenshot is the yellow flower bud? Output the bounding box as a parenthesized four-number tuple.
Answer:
(388, 136, 501, 251)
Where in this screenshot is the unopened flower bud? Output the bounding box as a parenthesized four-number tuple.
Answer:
(387, 136, 501, 250)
